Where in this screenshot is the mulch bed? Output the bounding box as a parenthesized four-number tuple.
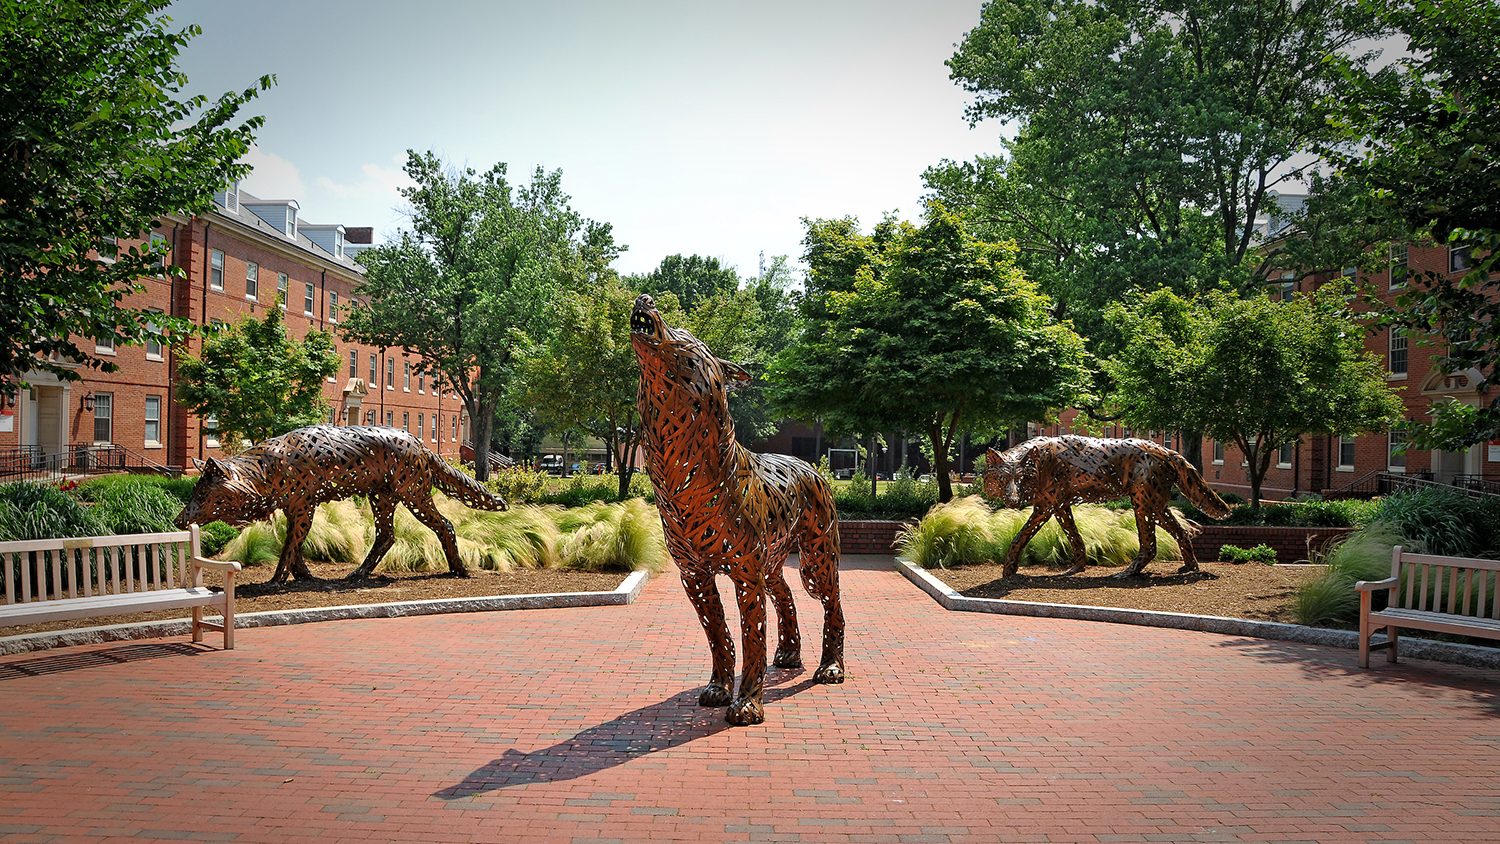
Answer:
(927, 562, 1319, 622)
(2, 561, 628, 638)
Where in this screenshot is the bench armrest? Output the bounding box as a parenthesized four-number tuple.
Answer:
(193, 557, 243, 573)
(1354, 577, 1397, 592)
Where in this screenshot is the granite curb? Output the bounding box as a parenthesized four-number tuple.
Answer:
(0, 569, 651, 656)
(895, 556, 1500, 671)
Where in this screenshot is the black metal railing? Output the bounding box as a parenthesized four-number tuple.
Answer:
(0, 443, 180, 482)
(1328, 469, 1499, 500)
(460, 441, 516, 472)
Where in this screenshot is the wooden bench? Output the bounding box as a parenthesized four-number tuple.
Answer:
(0, 525, 241, 649)
(1356, 545, 1500, 667)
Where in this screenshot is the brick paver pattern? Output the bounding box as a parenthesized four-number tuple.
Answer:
(2, 555, 1498, 843)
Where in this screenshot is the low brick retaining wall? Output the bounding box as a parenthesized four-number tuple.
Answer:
(1191, 525, 1353, 564)
(840, 520, 907, 554)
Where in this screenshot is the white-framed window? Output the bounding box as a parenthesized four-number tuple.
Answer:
(1390, 243, 1409, 289)
(1162, 431, 1173, 451)
(1388, 429, 1408, 472)
(204, 415, 220, 449)
(92, 392, 113, 444)
(402, 412, 410, 432)
(95, 335, 116, 355)
(1450, 244, 1474, 275)
(385, 411, 394, 427)
(1389, 327, 1408, 376)
(369, 353, 377, 384)
(1272, 271, 1296, 301)
(365, 410, 375, 425)
(246, 261, 259, 300)
(417, 413, 424, 440)
(1342, 265, 1358, 282)
(144, 396, 162, 448)
(430, 414, 438, 441)
(285, 208, 297, 238)
(151, 232, 169, 276)
(451, 417, 458, 442)
(278, 273, 289, 310)
(328, 407, 336, 424)
(329, 290, 339, 323)
(418, 373, 425, 394)
(1337, 436, 1356, 471)
(386, 358, 395, 389)
(1212, 440, 1225, 465)
(335, 230, 345, 259)
(99, 235, 119, 263)
(327, 349, 337, 382)
(348, 349, 357, 378)
(403, 362, 411, 391)
(210, 249, 224, 290)
(145, 312, 163, 361)
(302, 281, 315, 315)
(1277, 442, 1294, 468)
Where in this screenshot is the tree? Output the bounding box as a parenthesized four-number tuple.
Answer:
(0, 1, 271, 398)
(634, 254, 740, 313)
(176, 304, 340, 450)
(341, 150, 586, 480)
(771, 203, 1091, 502)
(1107, 288, 1404, 507)
(517, 276, 681, 499)
(1324, 0, 1500, 449)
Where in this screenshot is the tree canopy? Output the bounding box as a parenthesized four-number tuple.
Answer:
(633, 254, 740, 313)
(1107, 288, 1404, 507)
(341, 150, 587, 478)
(175, 304, 340, 450)
(770, 203, 1091, 501)
(0, 0, 271, 398)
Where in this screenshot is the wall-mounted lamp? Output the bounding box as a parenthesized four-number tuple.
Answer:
(82, 392, 96, 412)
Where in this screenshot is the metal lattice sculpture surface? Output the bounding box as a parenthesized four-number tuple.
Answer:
(982, 436, 1229, 578)
(631, 294, 846, 726)
(175, 424, 508, 583)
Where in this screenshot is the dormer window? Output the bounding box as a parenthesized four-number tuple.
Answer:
(285, 207, 297, 238)
(335, 230, 345, 259)
(214, 181, 240, 212)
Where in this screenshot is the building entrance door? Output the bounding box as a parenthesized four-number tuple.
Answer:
(1434, 445, 1480, 485)
(33, 386, 64, 458)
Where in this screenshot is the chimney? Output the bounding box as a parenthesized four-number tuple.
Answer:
(345, 227, 374, 245)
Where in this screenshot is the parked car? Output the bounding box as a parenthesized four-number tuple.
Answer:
(833, 468, 855, 480)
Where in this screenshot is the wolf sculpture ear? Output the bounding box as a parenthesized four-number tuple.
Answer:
(719, 359, 751, 391)
(191, 458, 205, 471)
(203, 457, 226, 477)
(986, 447, 1003, 464)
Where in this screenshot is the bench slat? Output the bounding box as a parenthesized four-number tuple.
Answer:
(1369, 608, 1500, 641)
(0, 531, 196, 554)
(1401, 552, 1500, 572)
(0, 587, 226, 627)
(3, 550, 13, 604)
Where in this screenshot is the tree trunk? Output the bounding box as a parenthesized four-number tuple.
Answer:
(615, 434, 631, 500)
(931, 428, 953, 503)
(868, 432, 878, 499)
(472, 394, 496, 482)
(1181, 430, 1205, 471)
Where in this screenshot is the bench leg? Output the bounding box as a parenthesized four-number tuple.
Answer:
(223, 572, 236, 650)
(1358, 591, 1372, 669)
(1387, 625, 1397, 663)
(191, 606, 204, 644)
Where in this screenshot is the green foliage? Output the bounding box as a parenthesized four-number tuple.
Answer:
(0, 483, 103, 542)
(1218, 544, 1277, 564)
(1325, 0, 1500, 449)
(1295, 525, 1404, 627)
(484, 467, 553, 504)
(0, 0, 272, 399)
(176, 305, 340, 448)
(342, 150, 596, 479)
(897, 497, 1182, 570)
(199, 521, 239, 557)
(73, 473, 197, 505)
(1172, 497, 1376, 528)
(771, 203, 1090, 502)
(633, 254, 740, 313)
(554, 498, 668, 573)
(89, 484, 181, 535)
(835, 475, 940, 521)
(1107, 288, 1403, 507)
(1369, 487, 1500, 558)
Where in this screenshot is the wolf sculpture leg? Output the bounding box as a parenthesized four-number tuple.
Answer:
(797, 528, 845, 684)
(681, 566, 734, 706)
(1055, 505, 1088, 575)
(1003, 505, 1054, 577)
(1118, 507, 1159, 578)
(1156, 508, 1201, 574)
(728, 570, 769, 726)
(765, 563, 803, 669)
(406, 494, 469, 577)
(272, 506, 315, 584)
(348, 495, 398, 580)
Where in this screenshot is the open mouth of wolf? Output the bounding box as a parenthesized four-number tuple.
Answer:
(630, 295, 664, 344)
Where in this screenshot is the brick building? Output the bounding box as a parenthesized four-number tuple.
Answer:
(1034, 240, 1499, 500)
(1, 184, 470, 472)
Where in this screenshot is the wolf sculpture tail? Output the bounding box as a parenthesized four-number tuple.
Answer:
(1170, 454, 1230, 520)
(429, 453, 509, 511)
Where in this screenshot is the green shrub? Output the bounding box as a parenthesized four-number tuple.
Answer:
(1219, 543, 1277, 564)
(90, 484, 182, 535)
(200, 521, 239, 556)
(73, 473, 197, 505)
(1295, 525, 1404, 627)
(485, 466, 552, 503)
(553, 498, 668, 573)
(1370, 487, 1500, 557)
(0, 482, 103, 542)
(896, 496, 1182, 570)
(835, 472, 938, 520)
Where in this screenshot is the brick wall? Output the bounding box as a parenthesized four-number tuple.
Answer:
(839, 520, 906, 555)
(1190, 525, 1354, 565)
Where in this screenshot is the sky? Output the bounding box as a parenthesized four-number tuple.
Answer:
(171, 1, 1007, 277)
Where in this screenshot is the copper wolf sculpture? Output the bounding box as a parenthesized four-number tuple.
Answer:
(174, 425, 508, 583)
(630, 293, 845, 726)
(983, 436, 1229, 578)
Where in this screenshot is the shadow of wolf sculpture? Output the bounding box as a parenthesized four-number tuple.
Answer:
(983, 436, 1229, 578)
(630, 293, 845, 726)
(175, 425, 508, 584)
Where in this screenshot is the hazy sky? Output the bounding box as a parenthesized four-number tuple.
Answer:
(172, 1, 1006, 276)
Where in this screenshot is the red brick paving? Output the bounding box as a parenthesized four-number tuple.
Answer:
(1, 555, 1498, 843)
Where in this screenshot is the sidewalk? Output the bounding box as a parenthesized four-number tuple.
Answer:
(1, 554, 1496, 842)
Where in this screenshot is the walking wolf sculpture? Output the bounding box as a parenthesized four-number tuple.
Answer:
(630, 293, 845, 726)
(983, 436, 1230, 577)
(174, 425, 508, 584)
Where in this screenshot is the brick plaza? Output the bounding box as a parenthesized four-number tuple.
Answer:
(2, 555, 1497, 843)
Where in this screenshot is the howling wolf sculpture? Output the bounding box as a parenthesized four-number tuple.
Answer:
(983, 435, 1230, 578)
(630, 293, 846, 726)
(175, 424, 508, 583)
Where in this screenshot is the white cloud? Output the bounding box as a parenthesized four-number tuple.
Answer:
(239, 145, 308, 200)
(313, 159, 413, 202)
